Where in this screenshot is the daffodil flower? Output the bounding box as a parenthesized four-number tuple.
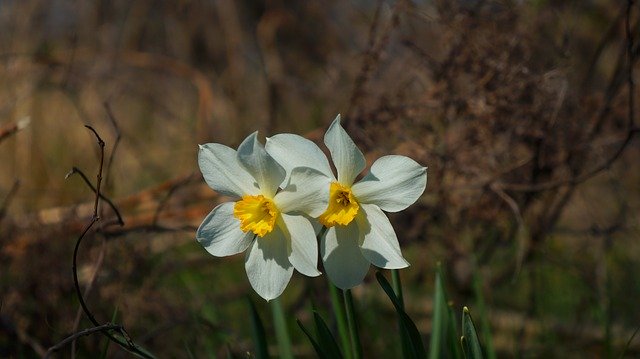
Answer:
(266, 115, 427, 289)
(196, 132, 329, 300)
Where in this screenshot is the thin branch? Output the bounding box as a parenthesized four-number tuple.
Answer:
(83, 125, 104, 218)
(65, 167, 124, 226)
(626, 0, 635, 131)
(45, 323, 123, 358)
(70, 234, 107, 358)
(495, 0, 638, 193)
(69, 125, 154, 358)
(152, 173, 195, 226)
(103, 102, 122, 191)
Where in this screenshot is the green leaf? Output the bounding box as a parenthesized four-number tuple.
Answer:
(376, 271, 427, 359)
(298, 319, 327, 358)
(247, 298, 270, 359)
(461, 307, 483, 359)
(472, 264, 496, 359)
(429, 264, 462, 359)
(313, 311, 343, 358)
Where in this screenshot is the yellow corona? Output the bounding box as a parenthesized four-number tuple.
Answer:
(319, 182, 359, 227)
(233, 195, 279, 237)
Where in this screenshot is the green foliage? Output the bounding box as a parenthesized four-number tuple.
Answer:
(429, 264, 462, 359)
(461, 307, 483, 359)
(297, 311, 343, 359)
(376, 272, 427, 359)
(247, 298, 270, 359)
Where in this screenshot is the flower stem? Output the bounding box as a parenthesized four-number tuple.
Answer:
(329, 283, 352, 359)
(270, 297, 293, 359)
(391, 269, 409, 358)
(343, 289, 362, 359)
(391, 269, 404, 309)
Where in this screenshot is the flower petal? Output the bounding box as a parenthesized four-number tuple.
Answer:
(274, 167, 331, 217)
(198, 143, 259, 198)
(196, 202, 255, 256)
(352, 155, 427, 212)
(281, 214, 321, 277)
(245, 226, 294, 301)
(323, 115, 366, 186)
(266, 133, 334, 181)
(356, 204, 409, 269)
(321, 223, 370, 289)
(237, 132, 286, 198)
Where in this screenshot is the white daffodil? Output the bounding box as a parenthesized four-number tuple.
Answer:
(266, 115, 427, 289)
(196, 132, 329, 301)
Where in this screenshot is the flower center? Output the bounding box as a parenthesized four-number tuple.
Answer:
(319, 182, 359, 227)
(233, 195, 279, 237)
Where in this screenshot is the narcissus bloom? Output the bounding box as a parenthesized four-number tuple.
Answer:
(266, 115, 427, 289)
(197, 132, 329, 300)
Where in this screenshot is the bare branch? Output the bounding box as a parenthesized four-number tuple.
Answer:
(65, 167, 124, 226)
(45, 323, 122, 358)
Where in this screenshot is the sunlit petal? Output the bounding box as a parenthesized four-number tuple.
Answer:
(266, 133, 334, 181)
(198, 143, 259, 198)
(357, 204, 408, 269)
(352, 155, 427, 212)
(197, 202, 255, 256)
(274, 167, 331, 217)
(281, 214, 321, 277)
(321, 223, 370, 289)
(323, 115, 366, 186)
(237, 132, 286, 198)
(245, 226, 293, 301)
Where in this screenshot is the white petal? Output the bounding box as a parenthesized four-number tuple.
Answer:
(320, 223, 370, 289)
(237, 132, 286, 198)
(352, 155, 427, 212)
(274, 167, 331, 217)
(196, 202, 255, 256)
(357, 204, 408, 269)
(265, 133, 335, 182)
(281, 214, 321, 277)
(245, 226, 294, 301)
(198, 143, 259, 198)
(323, 115, 365, 186)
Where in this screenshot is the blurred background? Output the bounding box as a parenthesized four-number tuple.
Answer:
(1, 0, 639, 357)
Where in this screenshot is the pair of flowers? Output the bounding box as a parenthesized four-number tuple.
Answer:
(197, 115, 427, 301)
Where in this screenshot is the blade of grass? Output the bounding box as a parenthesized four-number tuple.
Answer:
(429, 264, 462, 359)
(376, 271, 426, 359)
(617, 326, 640, 359)
(428, 265, 446, 359)
(297, 320, 326, 358)
(270, 297, 293, 359)
(313, 311, 343, 359)
(461, 307, 483, 359)
(472, 266, 496, 359)
(248, 298, 270, 359)
(99, 306, 120, 359)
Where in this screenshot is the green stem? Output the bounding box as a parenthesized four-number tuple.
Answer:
(270, 297, 293, 359)
(343, 289, 362, 359)
(391, 269, 404, 310)
(329, 283, 352, 359)
(391, 269, 409, 359)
